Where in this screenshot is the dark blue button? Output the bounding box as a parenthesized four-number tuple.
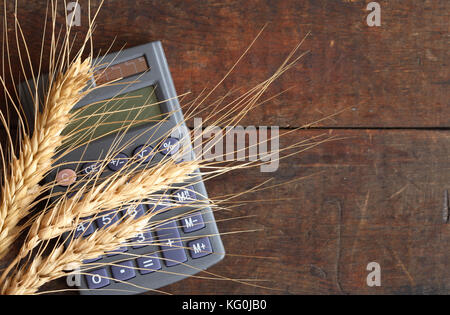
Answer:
(96, 210, 121, 229)
(187, 237, 213, 259)
(147, 195, 172, 214)
(106, 246, 128, 257)
(136, 255, 161, 274)
(74, 218, 95, 238)
(173, 186, 197, 204)
(133, 145, 154, 163)
(85, 268, 110, 289)
(180, 212, 205, 233)
(111, 260, 136, 282)
(130, 230, 153, 249)
(81, 162, 101, 176)
(155, 221, 187, 267)
(121, 204, 145, 219)
(108, 152, 128, 171)
(160, 137, 179, 156)
(83, 256, 102, 264)
(67, 190, 80, 199)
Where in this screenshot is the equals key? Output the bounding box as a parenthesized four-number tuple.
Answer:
(137, 255, 161, 275)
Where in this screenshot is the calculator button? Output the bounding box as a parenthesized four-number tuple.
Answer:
(74, 219, 95, 238)
(55, 169, 77, 186)
(111, 261, 136, 282)
(160, 137, 179, 156)
(155, 221, 187, 267)
(96, 210, 121, 229)
(187, 237, 213, 259)
(173, 186, 197, 204)
(180, 212, 205, 233)
(108, 152, 129, 171)
(66, 190, 79, 199)
(133, 145, 154, 163)
(81, 162, 101, 176)
(131, 231, 153, 249)
(85, 268, 110, 289)
(147, 195, 172, 214)
(83, 256, 102, 264)
(136, 255, 161, 274)
(106, 246, 128, 257)
(121, 204, 145, 219)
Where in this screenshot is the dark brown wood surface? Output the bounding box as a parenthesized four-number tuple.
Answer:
(1, 0, 449, 294)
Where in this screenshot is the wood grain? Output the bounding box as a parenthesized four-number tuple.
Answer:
(0, 0, 448, 295)
(38, 129, 450, 294)
(160, 129, 450, 294)
(1, 0, 448, 127)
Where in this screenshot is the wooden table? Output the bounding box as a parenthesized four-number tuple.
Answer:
(1, 0, 449, 294)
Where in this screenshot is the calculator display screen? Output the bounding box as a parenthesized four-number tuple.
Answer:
(63, 86, 163, 145)
(94, 56, 149, 85)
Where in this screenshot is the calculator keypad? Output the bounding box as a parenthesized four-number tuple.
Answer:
(75, 219, 95, 239)
(136, 255, 162, 274)
(160, 137, 180, 156)
(79, 197, 217, 291)
(56, 169, 77, 187)
(121, 204, 146, 219)
(173, 186, 197, 204)
(108, 152, 129, 171)
(180, 212, 205, 233)
(96, 210, 121, 229)
(83, 256, 102, 264)
(131, 231, 153, 249)
(85, 268, 110, 289)
(187, 237, 213, 259)
(58, 140, 221, 292)
(81, 162, 101, 176)
(147, 195, 172, 214)
(133, 144, 155, 163)
(155, 220, 188, 267)
(111, 261, 136, 282)
(106, 246, 128, 257)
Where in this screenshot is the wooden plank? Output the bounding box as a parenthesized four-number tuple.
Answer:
(0, 0, 448, 128)
(159, 129, 450, 294)
(0, 0, 448, 296)
(36, 129, 450, 294)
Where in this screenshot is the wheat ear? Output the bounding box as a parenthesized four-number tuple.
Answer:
(0, 158, 200, 293)
(21, 160, 199, 255)
(1, 213, 151, 295)
(0, 57, 92, 259)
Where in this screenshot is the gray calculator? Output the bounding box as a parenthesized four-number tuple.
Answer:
(18, 41, 225, 295)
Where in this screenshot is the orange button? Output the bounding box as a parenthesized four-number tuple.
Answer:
(56, 168, 77, 186)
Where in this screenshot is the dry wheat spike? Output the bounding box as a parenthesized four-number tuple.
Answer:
(1, 213, 150, 295)
(22, 160, 199, 256)
(0, 57, 92, 259)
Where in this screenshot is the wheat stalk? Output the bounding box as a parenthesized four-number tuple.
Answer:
(0, 57, 92, 259)
(0, 157, 205, 293)
(21, 160, 199, 256)
(0, 1, 321, 293)
(1, 214, 150, 295)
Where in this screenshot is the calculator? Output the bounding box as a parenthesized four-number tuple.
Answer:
(18, 41, 225, 295)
